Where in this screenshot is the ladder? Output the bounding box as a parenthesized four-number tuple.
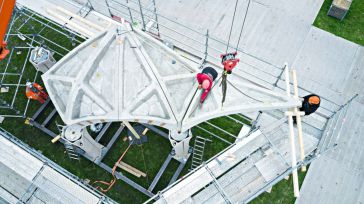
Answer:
(64, 142, 80, 160)
(190, 136, 211, 171)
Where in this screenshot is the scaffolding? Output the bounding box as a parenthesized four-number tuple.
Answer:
(0, 0, 358, 203)
(0, 4, 86, 118)
(0, 127, 116, 204)
(143, 96, 354, 203)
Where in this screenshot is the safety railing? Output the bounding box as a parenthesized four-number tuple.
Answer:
(316, 93, 358, 154)
(0, 5, 86, 118)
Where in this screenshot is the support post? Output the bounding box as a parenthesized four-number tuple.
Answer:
(273, 64, 286, 87)
(201, 29, 209, 68)
(137, 0, 146, 31)
(151, 0, 160, 37)
(291, 69, 306, 172)
(122, 120, 141, 139)
(169, 129, 192, 162)
(284, 63, 300, 197)
(62, 124, 104, 162)
(126, 0, 134, 31)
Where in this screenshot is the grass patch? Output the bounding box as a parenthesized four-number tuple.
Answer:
(251, 169, 308, 204)
(314, 0, 364, 46)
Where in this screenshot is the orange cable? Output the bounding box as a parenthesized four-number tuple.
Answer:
(93, 144, 132, 192)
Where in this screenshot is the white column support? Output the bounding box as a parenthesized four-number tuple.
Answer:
(122, 120, 141, 139)
(61, 124, 104, 162)
(291, 69, 306, 172)
(169, 130, 192, 162)
(284, 63, 300, 197)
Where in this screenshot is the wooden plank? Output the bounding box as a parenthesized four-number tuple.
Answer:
(117, 163, 142, 178)
(119, 162, 146, 177)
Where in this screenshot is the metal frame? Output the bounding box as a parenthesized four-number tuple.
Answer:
(0, 5, 85, 118)
(0, 127, 117, 204)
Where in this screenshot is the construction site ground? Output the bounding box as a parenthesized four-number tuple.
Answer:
(0, 0, 364, 203)
(0, 5, 303, 204)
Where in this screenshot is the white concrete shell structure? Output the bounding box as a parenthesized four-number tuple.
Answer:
(42, 23, 300, 161)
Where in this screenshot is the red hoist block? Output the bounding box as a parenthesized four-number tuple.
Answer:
(220, 51, 240, 74)
(0, 41, 10, 60)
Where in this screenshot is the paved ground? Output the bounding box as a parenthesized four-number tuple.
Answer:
(146, 0, 364, 203)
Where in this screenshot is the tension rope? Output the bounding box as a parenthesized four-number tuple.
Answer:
(221, 0, 251, 106)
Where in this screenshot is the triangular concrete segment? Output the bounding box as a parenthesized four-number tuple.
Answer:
(76, 89, 107, 118)
(120, 37, 152, 110)
(131, 90, 169, 119)
(46, 80, 72, 113)
(49, 35, 103, 78)
(165, 77, 197, 116)
(136, 33, 194, 77)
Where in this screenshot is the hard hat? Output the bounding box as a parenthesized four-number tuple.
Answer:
(201, 80, 210, 89)
(26, 82, 32, 87)
(309, 96, 320, 105)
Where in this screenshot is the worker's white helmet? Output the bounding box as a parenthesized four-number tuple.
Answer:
(26, 82, 32, 87)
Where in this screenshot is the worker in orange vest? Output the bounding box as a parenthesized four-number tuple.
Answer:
(25, 82, 48, 103)
(300, 94, 320, 115)
(293, 94, 321, 123)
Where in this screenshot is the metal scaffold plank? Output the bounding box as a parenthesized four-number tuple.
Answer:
(31, 98, 51, 120)
(169, 161, 187, 185)
(41, 109, 57, 127)
(95, 122, 112, 142)
(148, 153, 173, 192)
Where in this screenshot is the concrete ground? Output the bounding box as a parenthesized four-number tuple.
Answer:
(149, 0, 364, 203)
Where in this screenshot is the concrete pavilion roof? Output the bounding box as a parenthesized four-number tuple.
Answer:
(42, 24, 300, 132)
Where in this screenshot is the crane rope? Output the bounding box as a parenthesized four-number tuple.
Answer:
(235, 0, 251, 51)
(225, 0, 239, 53)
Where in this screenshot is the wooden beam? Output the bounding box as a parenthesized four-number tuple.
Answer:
(122, 121, 141, 139)
(118, 162, 146, 177)
(51, 135, 61, 143)
(292, 69, 306, 172)
(284, 64, 300, 198)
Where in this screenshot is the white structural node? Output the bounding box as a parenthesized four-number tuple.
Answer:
(42, 22, 300, 162)
(29, 47, 56, 73)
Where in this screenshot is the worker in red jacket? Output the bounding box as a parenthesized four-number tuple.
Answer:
(196, 67, 218, 103)
(221, 51, 240, 74)
(25, 82, 48, 103)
